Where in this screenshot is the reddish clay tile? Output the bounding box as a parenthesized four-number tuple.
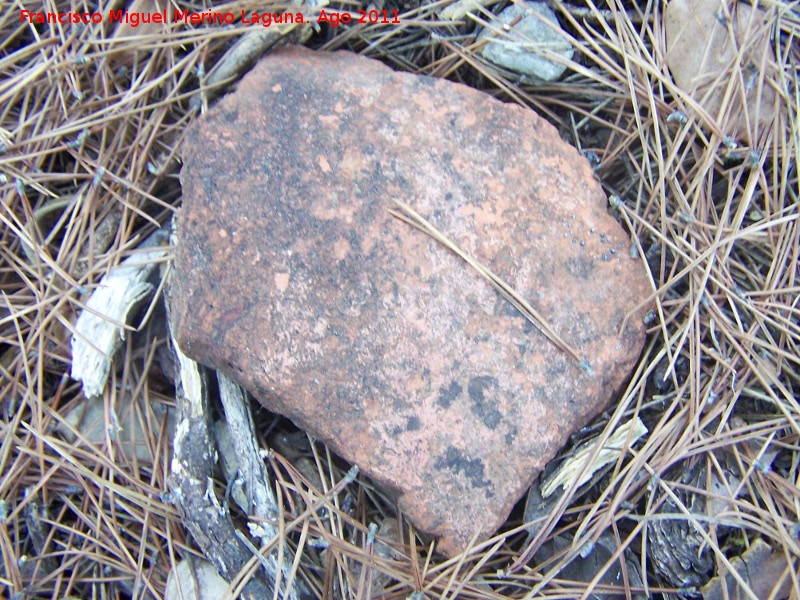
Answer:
(172, 46, 651, 557)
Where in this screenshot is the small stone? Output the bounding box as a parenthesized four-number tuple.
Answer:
(477, 2, 573, 81)
(172, 47, 650, 557)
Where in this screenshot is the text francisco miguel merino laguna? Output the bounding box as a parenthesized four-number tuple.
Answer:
(20, 7, 400, 27)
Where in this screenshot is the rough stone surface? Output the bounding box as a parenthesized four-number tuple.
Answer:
(478, 1, 573, 81)
(172, 46, 651, 557)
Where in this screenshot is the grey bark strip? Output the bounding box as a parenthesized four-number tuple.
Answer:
(217, 372, 304, 599)
(167, 339, 275, 598)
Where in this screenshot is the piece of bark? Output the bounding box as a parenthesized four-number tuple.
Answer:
(701, 538, 795, 600)
(216, 373, 306, 599)
(167, 335, 273, 598)
(533, 533, 646, 600)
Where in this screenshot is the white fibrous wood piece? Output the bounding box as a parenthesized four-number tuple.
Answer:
(174, 337, 203, 416)
(71, 242, 167, 398)
(541, 417, 648, 498)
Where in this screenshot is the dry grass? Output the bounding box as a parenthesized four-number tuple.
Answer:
(1, 0, 798, 598)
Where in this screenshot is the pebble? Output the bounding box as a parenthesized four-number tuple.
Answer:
(477, 2, 574, 81)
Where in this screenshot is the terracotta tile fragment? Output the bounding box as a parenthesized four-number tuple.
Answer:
(172, 46, 651, 557)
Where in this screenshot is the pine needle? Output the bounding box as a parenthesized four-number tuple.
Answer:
(387, 198, 590, 372)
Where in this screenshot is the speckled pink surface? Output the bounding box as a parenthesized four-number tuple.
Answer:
(172, 46, 651, 557)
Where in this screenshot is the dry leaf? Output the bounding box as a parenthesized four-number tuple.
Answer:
(664, 0, 781, 146)
(108, 0, 169, 66)
(165, 558, 230, 600)
(57, 391, 175, 463)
